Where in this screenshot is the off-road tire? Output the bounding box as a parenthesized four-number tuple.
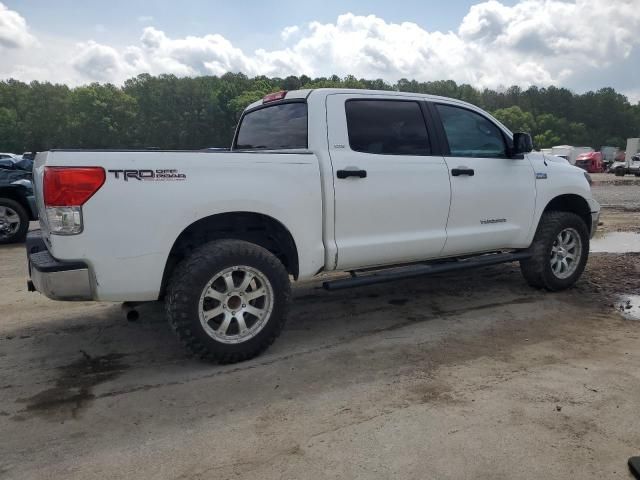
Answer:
(615, 167, 625, 176)
(520, 211, 589, 291)
(0, 198, 29, 244)
(166, 239, 291, 363)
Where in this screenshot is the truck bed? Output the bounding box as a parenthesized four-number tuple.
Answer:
(34, 149, 325, 301)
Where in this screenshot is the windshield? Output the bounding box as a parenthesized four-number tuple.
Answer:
(234, 102, 307, 150)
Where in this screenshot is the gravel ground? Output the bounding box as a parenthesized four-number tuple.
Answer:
(593, 185, 640, 211)
(591, 173, 640, 210)
(1, 184, 639, 480)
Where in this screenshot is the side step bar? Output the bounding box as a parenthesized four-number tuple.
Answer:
(323, 251, 532, 291)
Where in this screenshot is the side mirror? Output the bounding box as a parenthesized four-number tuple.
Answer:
(512, 132, 533, 155)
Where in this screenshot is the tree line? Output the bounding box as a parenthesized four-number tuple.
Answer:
(0, 73, 638, 153)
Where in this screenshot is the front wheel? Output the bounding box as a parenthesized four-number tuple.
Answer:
(166, 239, 291, 363)
(520, 211, 589, 291)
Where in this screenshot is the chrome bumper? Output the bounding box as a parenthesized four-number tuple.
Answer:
(27, 231, 92, 301)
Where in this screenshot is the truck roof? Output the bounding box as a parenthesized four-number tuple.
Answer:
(244, 88, 486, 114)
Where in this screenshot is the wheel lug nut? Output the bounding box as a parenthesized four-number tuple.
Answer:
(242, 304, 246, 308)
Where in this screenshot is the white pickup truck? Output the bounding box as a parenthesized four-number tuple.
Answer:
(27, 88, 600, 363)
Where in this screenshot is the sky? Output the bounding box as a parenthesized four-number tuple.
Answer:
(1, 0, 639, 102)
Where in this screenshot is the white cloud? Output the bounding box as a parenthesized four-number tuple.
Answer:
(0, 2, 36, 49)
(71, 41, 136, 82)
(280, 25, 299, 41)
(3, 1, 640, 101)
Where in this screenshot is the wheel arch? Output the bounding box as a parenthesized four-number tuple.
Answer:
(541, 194, 592, 232)
(160, 211, 299, 298)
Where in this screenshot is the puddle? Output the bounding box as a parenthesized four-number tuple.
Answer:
(615, 295, 640, 321)
(590, 232, 640, 253)
(16, 352, 128, 420)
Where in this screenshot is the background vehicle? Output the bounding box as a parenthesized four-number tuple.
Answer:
(0, 153, 20, 170)
(0, 169, 37, 243)
(551, 145, 594, 165)
(575, 151, 604, 173)
(612, 138, 640, 176)
(0, 153, 33, 172)
(26, 89, 600, 363)
(600, 146, 618, 170)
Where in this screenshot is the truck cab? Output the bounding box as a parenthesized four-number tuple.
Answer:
(575, 152, 604, 173)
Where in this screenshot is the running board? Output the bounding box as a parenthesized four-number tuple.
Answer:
(322, 251, 532, 291)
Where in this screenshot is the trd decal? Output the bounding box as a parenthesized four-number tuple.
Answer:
(108, 169, 187, 181)
(480, 218, 507, 225)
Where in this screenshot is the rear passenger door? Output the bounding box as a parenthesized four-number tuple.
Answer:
(327, 94, 451, 270)
(431, 102, 536, 256)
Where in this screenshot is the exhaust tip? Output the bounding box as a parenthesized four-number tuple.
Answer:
(122, 302, 142, 322)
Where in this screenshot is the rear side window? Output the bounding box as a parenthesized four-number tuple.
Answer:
(436, 104, 506, 158)
(235, 102, 307, 150)
(345, 100, 431, 155)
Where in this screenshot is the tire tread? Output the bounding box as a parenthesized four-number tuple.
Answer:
(165, 239, 290, 363)
(520, 211, 589, 291)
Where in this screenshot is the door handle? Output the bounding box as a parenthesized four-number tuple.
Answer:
(337, 169, 367, 179)
(451, 167, 475, 177)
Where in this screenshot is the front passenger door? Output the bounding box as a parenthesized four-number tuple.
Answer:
(433, 103, 536, 256)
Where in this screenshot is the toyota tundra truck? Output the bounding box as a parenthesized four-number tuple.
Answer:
(26, 88, 600, 363)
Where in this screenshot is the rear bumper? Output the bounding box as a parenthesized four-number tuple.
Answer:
(26, 230, 92, 301)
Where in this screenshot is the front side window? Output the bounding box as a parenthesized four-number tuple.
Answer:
(235, 102, 307, 150)
(436, 104, 506, 158)
(345, 100, 431, 156)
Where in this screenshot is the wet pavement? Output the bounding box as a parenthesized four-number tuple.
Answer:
(591, 231, 640, 253)
(615, 295, 640, 321)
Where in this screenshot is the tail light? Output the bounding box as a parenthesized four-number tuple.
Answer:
(43, 167, 105, 235)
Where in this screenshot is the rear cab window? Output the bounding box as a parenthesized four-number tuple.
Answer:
(345, 100, 431, 155)
(234, 102, 308, 150)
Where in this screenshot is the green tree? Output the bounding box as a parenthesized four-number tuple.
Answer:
(0, 74, 638, 152)
(68, 83, 136, 148)
(493, 106, 536, 133)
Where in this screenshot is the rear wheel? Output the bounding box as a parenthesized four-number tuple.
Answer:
(520, 211, 589, 291)
(0, 198, 28, 244)
(166, 239, 291, 363)
(615, 167, 625, 176)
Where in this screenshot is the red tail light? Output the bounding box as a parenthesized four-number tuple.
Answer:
(44, 167, 105, 207)
(263, 91, 287, 103)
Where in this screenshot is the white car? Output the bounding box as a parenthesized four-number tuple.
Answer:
(27, 88, 600, 362)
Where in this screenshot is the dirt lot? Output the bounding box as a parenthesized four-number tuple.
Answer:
(1, 182, 640, 480)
